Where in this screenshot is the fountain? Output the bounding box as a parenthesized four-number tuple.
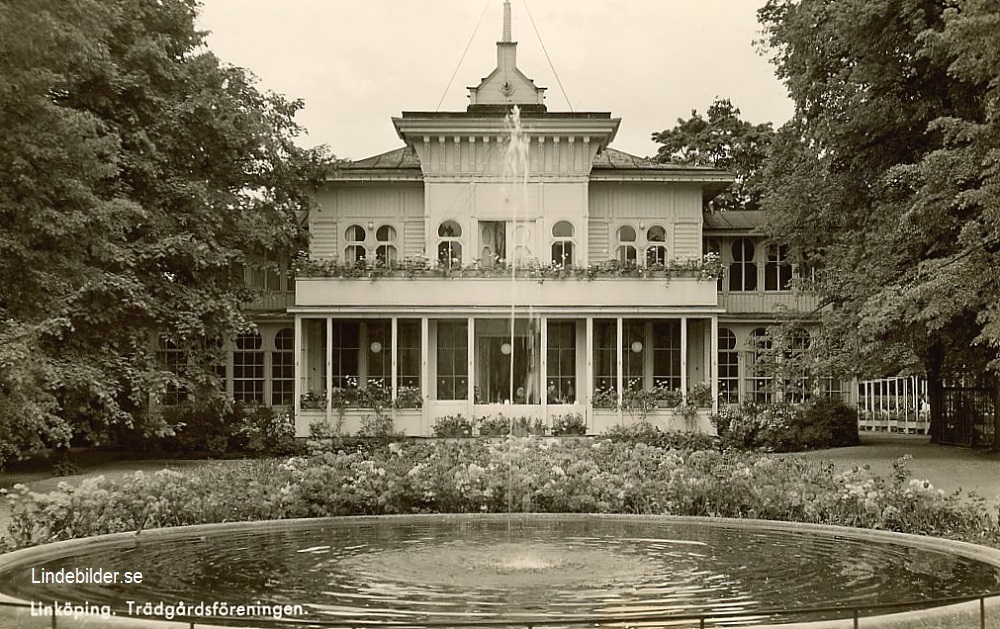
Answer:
(2, 514, 1000, 627)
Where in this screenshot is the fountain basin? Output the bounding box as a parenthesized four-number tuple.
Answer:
(1, 514, 999, 628)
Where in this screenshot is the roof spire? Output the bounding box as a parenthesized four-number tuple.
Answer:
(502, 0, 512, 43)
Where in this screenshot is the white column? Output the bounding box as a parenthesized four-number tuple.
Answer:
(585, 317, 594, 430)
(293, 314, 302, 419)
(421, 317, 430, 433)
(391, 317, 398, 402)
(467, 316, 475, 417)
(616, 317, 624, 425)
(710, 316, 719, 414)
(325, 317, 333, 426)
(680, 316, 689, 403)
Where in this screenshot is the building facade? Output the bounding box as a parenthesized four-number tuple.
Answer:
(197, 2, 837, 437)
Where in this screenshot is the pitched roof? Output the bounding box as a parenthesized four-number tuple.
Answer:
(593, 148, 709, 171)
(344, 145, 420, 170)
(702, 210, 768, 232)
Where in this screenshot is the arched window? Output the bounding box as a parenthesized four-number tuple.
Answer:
(551, 220, 575, 266)
(375, 225, 398, 266)
(719, 328, 738, 404)
(616, 225, 637, 264)
(234, 330, 264, 403)
(748, 327, 771, 403)
(272, 328, 294, 405)
(645, 225, 667, 266)
(344, 224, 367, 263)
(437, 221, 463, 268)
(765, 244, 793, 291)
(729, 238, 757, 291)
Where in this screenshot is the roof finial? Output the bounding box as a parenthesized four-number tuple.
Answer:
(502, 0, 512, 43)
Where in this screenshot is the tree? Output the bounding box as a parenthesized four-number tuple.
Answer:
(651, 98, 775, 211)
(757, 0, 1000, 443)
(0, 0, 329, 466)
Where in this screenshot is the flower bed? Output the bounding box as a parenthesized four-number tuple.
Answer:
(295, 253, 723, 282)
(3, 439, 998, 553)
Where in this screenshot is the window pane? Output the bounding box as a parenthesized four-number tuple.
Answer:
(345, 225, 366, 242)
(436, 321, 468, 400)
(438, 221, 462, 237)
(376, 225, 397, 242)
(647, 226, 666, 242)
(552, 221, 574, 237)
(617, 225, 636, 242)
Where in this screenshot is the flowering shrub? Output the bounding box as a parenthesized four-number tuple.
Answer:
(393, 386, 423, 409)
(432, 414, 475, 437)
(477, 414, 510, 437)
(592, 386, 618, 410)
(551, 413, 587, 436)
(604, 422, 717, 451)
(4, 444, 998, 553)
(296, 253, 724, 282)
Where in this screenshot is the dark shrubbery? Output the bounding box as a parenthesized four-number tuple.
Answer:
(800, 397, 861, 448)
(714, 399, 859, 452)
(125, 401, 302, 458)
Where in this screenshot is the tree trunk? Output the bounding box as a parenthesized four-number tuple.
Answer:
(925, 341, 944, 443)
(993, 375, 1000, 452)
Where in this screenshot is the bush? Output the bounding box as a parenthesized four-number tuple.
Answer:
(5, 444, 999, 553)
(432, 414, 475, 437)
(799, 397, 860, 448)
(603, 422, 718, 451)
(551, 413, 587, 436)
(714, 399, 860, 452)
(477, 414, 510, 437)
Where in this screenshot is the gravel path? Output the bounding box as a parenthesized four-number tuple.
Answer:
(795, 433, 1000, 503)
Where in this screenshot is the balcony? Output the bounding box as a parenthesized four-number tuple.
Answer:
(294, 257, 721, 311)
(717, 291, 822, 315)
(296, 275, 717, 310)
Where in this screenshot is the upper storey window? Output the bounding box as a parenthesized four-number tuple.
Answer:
(729, 238, 757, 292)
(645, 226, 667, 266)
(376, 225, 398, 265)
(551, 221, 575, 266)
(344, 224, 366, 263)
(765, 244, 793, 291)
(438, 221, 463, 268)
(616, 225, 637, 264)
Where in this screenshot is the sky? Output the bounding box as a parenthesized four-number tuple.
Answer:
(196, 0, 794, 161)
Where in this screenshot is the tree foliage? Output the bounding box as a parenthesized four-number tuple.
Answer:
(0, 0, 329, 466)
(758, 0, 1000, 440)
(651, 98, 775, 211)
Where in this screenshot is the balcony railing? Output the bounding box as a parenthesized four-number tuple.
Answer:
(717, 290, 822, 315)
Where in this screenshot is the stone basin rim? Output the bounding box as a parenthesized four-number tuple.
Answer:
(2, 513, 1000, 629)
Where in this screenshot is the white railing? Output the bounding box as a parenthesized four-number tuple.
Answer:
(857, 376, 929, 434)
